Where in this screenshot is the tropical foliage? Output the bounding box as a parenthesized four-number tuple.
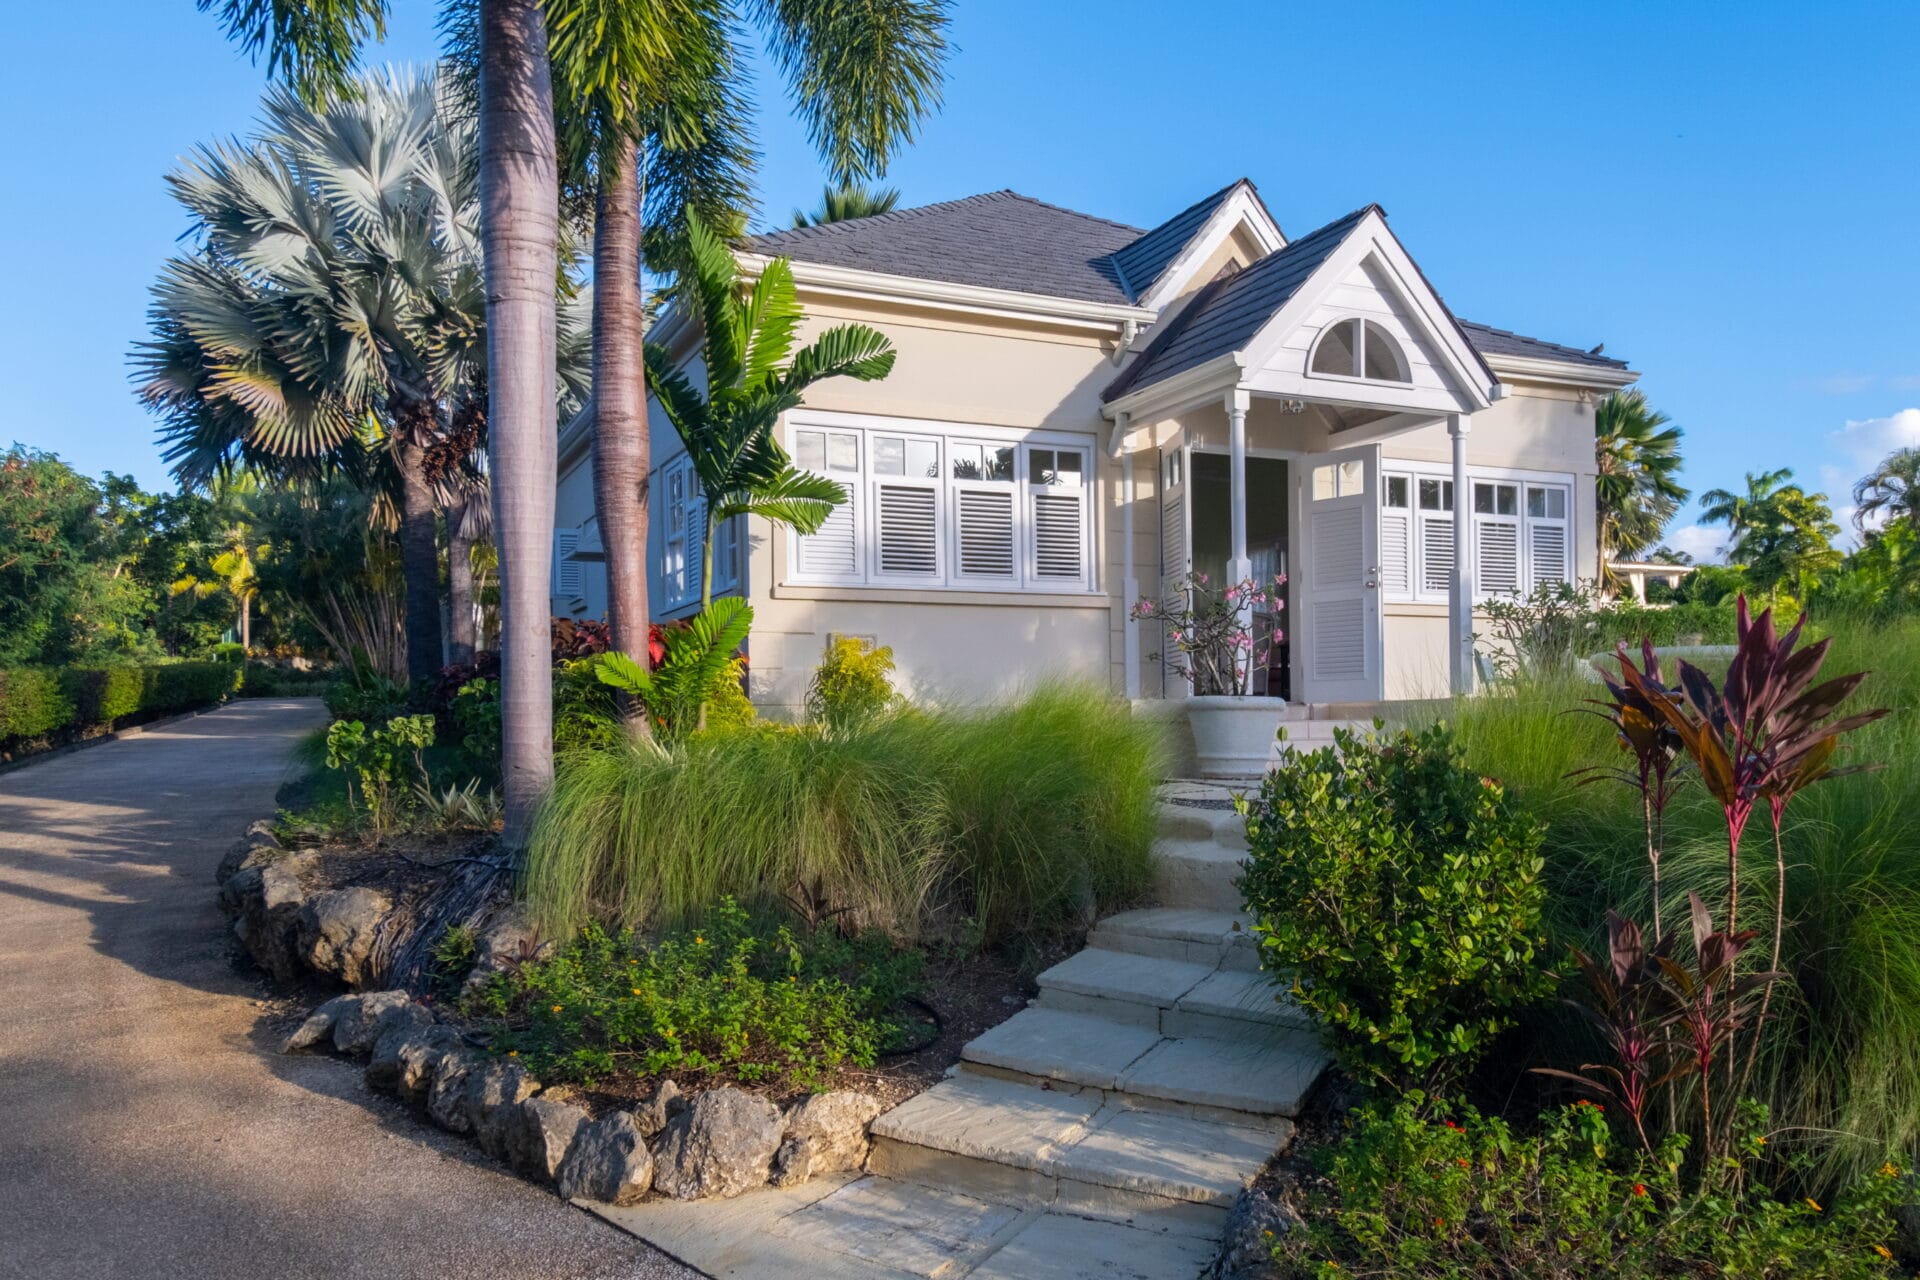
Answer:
(1596, 388, 1689, 569)
(646, 216, 898, 608)
(791, 182, 902, 227)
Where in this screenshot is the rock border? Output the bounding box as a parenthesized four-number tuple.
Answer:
(283, 990, 884, 1206)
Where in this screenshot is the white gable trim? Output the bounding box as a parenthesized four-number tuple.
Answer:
(733, 253, 1153, 333)
(1134, 182, 1287, 312)
(1237, 210, 1495, 414)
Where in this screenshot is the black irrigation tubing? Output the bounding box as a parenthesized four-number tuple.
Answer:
(878, 994, 942, 1058)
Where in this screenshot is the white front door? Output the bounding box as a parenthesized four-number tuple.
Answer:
(1298, 444, 1384, 703)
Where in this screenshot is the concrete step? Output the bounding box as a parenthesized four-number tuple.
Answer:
(1033, 948, 1216, 1026)
(1087, 907, 1259, 971)
(1155, 804, 1247, 848)
(1168, 967, 1311, 1038)
(869, 1072, 1290, 1214)
(1152, 838, 1246, 913)
(960, 1006, 1327, 1118)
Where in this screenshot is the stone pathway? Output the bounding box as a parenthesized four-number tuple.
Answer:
(0, 699, 692, 1280)
(586, 787, 1331, 1279)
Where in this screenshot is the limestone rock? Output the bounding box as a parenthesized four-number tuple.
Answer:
(632, 1079, 684, 1138)
(768, 1136, 817, 1189)
(556, 1112, 652, 1205)
(504, 1096, 589, 1183)
(1206, 1186, 1296, 1280)
(427, 1048, 482, 1134)
(331, 990, 411, 1055)
(460, 906, 555, 996)
(363, 1005, 442, 1090)
(651, 1087, 783, 1201)
(296, 886, 392, 987)
(226, 851, 320, 981)
(216, 836, 280, 891)
(468, 1059, 541, 1159)
(278, 994, 359, 1054)
(779, 1090, 883, 1180)
(385, 1025, 465, 1104)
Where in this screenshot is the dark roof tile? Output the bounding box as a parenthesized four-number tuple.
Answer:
(1455, 320, 1628, 369)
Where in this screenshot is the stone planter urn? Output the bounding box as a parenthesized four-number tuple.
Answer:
(1185, 695, 1288, 778)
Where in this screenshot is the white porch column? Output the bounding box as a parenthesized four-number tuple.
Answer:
(1227, 389, 1251, 585)
(1448, 413, 1475, 695)
(1115, 414, 1141, 699)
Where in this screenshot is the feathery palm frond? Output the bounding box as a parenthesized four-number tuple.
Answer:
(790, 182, 901, 227)
(1854, 447, 1920, 535)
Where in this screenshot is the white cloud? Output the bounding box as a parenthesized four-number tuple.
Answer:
(1819, 409, 1920, 549)
(1814, 373, 1875, 396)
(1662, 523, 1727, 564)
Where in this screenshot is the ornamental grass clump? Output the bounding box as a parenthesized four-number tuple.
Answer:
(1240, 721, 1556, 1094)
(1441, 606, 1917, 1199)
(523, 682, 1164, 948)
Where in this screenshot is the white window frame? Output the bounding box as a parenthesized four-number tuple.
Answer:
(1307, 316, 1412, 386)
(1380, 461, 1577, 604)
(783, 410, 1100, 595)
(653, 454, 743, 612)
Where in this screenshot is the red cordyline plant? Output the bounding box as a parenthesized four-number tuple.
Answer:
(1574, 639, 1688, 942)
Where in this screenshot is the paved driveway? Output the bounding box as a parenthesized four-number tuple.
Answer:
(0, 699, 695, 1280)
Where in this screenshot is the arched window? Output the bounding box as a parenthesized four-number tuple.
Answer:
(1309, 318, 1408, 383)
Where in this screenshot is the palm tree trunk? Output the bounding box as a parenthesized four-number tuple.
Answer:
(395, 436, 448, 685)
(240, 595, 252, 650)
(448, 498, 477, 665)
(590, 142, 654, 675)
(479, 0, 560, 848)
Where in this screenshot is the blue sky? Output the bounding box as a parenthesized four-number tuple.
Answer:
(6, 1, 1917, 559)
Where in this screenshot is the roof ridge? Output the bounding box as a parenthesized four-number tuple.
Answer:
(1106, 177, 1251, 256)
(746, 189, 1142, 249)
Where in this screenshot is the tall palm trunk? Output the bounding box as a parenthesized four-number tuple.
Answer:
(590, 142, 653, 678)
(394, 434, 448, 684)
(480, 0, 561, 847)
(448, 497, 477, 665)
(239, 595, 252, 650)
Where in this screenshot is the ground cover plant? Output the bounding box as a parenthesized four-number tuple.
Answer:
(1276, 1094, 1906, 1278)
(523, 681, 1165, 948)
(1439, 605, 1919, 1200)
(468, 898, 923, 1094)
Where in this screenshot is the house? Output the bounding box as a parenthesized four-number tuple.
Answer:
(552, 180, 1634, 714)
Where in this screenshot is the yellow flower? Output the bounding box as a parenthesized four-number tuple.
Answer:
(1872, 1244, 1892, 1260)
(507, 1050, 518, 1057)
(632, 988, 642, 996)
(551, 1004, 563, 1013)
(1804, 1198, 1822, 1212)
(695, 936, 705, 945)
(789, 975, 797, 982)
(1881, 1162, 1900, 1178)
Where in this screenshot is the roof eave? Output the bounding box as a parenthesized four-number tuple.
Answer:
(735, 252, 1153, 331)
(1483, 352, 1638, 390)
(1101, 352, 1247, 420)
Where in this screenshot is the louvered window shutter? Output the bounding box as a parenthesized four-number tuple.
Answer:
(792, 428, 863, 581)
(1526, 485, 1571, 588)
(1380, 509, 1413, 596)
(1028, 446, 1088, 586)
(875, 484, 939, 577)
(1476, 519, 1521, 595)
(682, 473, 706, 605)
(553, 529, 583, 601)
(1418, 516, 1454, 596)
(955, 489, 1016, 578)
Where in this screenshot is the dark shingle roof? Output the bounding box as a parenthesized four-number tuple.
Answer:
(742, 190, 1141, 305)
(1455, 321, 1627, 369)
(1099, 179, 1254, 302)
(1102, 206, 1376, 403)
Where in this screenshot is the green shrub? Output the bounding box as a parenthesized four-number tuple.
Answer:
(324, 713, 436, 833)
(238, 662, 333, 697)
(1241, 722, 1556, 1093)
(1438, 613, 1920, 1199)
(324, 672, 412, 723)
(63, 665, 147, 724)
(450, 677, 502, 777)
(1277, 1095, 1905, 1279)
(806, 636, 897, 731)
(525, 682, 1165, 947)
(473, 899, 912, 1091)
(0, 668, 72, 740)
(140, 660, 241, 712)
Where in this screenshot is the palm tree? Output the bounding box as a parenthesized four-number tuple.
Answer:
(791, 182, 902, 228)
(1700, 468, 1795, 560)
(1594, 389, 1688, 573)
(646, 216, 896, 610)
(1853, 446, 1920, 535)
(198, 0, 569, 845)
(134, 71, 489, 687)
(533, 0, 947, 677)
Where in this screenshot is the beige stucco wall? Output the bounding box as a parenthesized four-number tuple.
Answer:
(549, 255, 1611, 710)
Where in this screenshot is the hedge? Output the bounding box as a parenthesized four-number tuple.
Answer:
(0, 661, 241, 750)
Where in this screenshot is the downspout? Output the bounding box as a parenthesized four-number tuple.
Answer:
(1110, 411, 1141, 700)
